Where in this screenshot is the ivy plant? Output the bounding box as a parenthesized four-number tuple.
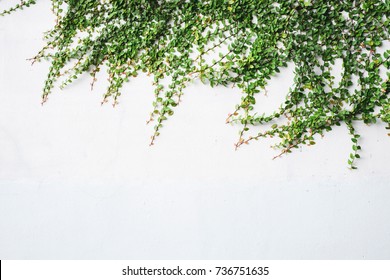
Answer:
(1, 0, 389, 168)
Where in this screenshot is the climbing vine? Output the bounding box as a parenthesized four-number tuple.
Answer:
(1, 0, 389, 168)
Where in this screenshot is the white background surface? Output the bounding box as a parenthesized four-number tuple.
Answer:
(0, 1, 389, 259)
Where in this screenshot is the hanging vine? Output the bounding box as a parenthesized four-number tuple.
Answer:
(1, 0, 389, 168)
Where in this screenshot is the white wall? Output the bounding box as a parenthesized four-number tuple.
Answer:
(0, 1, 389, 259)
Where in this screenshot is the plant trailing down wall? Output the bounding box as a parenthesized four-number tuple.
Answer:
(1, 0, 389, 168)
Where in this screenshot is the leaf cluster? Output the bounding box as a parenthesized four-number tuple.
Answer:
(2, 0, 389, 168)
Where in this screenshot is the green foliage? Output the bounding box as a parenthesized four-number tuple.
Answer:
(0, 0, 36, 16)
(2, 0, 389, 168)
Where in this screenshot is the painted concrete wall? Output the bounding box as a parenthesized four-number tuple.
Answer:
(0, 1, 389, 259)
